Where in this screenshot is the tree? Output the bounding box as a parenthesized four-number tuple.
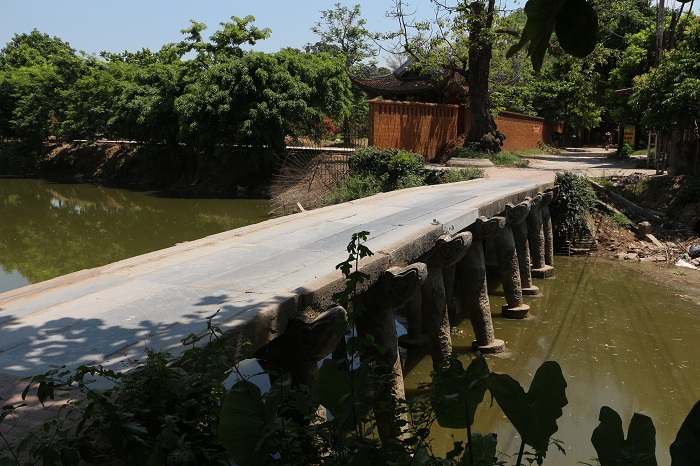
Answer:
(0, 30, 85, 145)
(60, 58, 135, 140)
(311, 3, 377, 68)
(384, 0, 598, 152)
(631, 15, 700, 135)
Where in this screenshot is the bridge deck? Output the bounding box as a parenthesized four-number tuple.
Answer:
(0, 176, 552, 379)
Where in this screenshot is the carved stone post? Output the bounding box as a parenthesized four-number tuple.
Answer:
(255, 306, 348, 407)
(528, 194, 555, 279)
(456, 217, 505, 353)
(420, 233, 472, 369)
(493, 213, 530, 319)
(541, 187, 558, 267)
(355, 263, 428, 443)
(506, 199, 539, 296)
(398, 291, 427, 348)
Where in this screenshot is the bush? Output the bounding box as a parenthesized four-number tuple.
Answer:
(451, 147, 527, 167)
(349, 146, 425, 190)
(616, 144, 633, 158)
(551, 171, 597, 242)
(325, 175, 383, 203)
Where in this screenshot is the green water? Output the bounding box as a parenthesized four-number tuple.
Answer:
(404, 256, 700, 465)
(0, 178, 272, 294)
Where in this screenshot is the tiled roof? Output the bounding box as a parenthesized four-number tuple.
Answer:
(348, 72, 442, 97)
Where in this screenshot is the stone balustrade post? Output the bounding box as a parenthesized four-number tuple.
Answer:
(255, 306, 348, 408)
(506, 199, 539, 296)
(528, 194, 555, 279)
(494, 213, 530, 319)
(419, 232, 472, 369)
(456, 217, 505, 353)
(354, 263, 428, 443)
(541, 187, 558, 267)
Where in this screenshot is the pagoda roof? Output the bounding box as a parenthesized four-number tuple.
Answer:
(348, 72, 443, 97)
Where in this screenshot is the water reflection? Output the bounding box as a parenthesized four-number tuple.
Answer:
(404, 256, 700, 465)
(0, 178, 271, 292)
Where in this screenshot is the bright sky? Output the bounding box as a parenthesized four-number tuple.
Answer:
(0, 0, 436, 59)
(0, 0, 695, 61)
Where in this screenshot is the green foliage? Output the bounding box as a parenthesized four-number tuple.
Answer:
(507, 0, 599, 71)
(487, 361, 568, 463)
(0, 318, 233, 465)
(632, 16, 700, 133)
(551, 171, 597, 241)
(591, 406, 657, 466)
(325, 174, 384, 203)
(606, 212, 633, 228)
(670, 401, 700, 465)
(430, 355, 489, 429)
(451, 147, 528, 167)
(349, 146, 425, 190)
(616, 144, 633, 158)
(674, 176, 700, 206)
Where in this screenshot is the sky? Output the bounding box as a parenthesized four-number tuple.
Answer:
(0, 0, 696, 62)
(0, 0, 439, 60)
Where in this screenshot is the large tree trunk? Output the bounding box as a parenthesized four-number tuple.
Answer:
(465, 0, 504, 152)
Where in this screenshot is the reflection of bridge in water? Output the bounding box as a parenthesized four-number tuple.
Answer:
(0, 173, 558, 441)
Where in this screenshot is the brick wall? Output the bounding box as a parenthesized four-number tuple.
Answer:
(368, 100, 459, 160)
(368, 101, 562, 158)
(495, 111, 546, 151)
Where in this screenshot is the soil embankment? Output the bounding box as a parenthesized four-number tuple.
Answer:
(0, 142, 272, 197)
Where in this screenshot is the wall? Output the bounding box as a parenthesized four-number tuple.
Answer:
(368, 100, 562, 159)
(496, 111, 547, 151)
(368, 100, 459, 161)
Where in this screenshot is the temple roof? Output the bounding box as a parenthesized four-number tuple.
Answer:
(347, 72, 443, 97)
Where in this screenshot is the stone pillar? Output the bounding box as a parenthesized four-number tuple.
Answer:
(456, 217, 505, 353)
(505, 199, 539, 296)
(541, 187, 558, 267)
(398, 291, 427, 348)
(255, 306, 348, 407)
(419, 232, 472, 369)
(493, 213, 530, 319)
(355, 263, 427, 443)
(528, 194, 555, 279)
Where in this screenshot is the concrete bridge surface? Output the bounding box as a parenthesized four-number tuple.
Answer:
(0, 149, 652, 390)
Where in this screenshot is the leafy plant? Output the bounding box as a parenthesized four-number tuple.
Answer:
(591, 406, 657, 466)
(551, 171, 597, 242)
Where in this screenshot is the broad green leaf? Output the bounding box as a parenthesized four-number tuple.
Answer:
(487, 361, 568, 454)
(671, 401, 700, 465)
(469, 432, 500, 466)
(218, 379, 268, 466)
(317, 358, 374, 432)
(431, 355, 489, 429)
(591, 406, 656, 466)
(555, 0, 598, 58)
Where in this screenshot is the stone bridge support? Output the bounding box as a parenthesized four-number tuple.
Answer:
(418, 232, 472, 369)
(456, 217, 505, 353)
(506, 199, 539, 296)
(528, 194, 555, 279)
(355, 263, 427, 443)
(542, 187, 558, 268)
(493, 212, 530, 319)
(255, 306, 348, 407)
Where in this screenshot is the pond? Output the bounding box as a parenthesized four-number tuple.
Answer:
(404, 255, 700, 465)
(0, 178, 272, 294)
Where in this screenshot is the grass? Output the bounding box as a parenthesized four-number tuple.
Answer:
(451, 147, 529, 167)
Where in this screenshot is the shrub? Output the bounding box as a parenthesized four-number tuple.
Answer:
(551, 171, 597, 242)
(325, 175, 383, 203)
(349, 146, 425, 190)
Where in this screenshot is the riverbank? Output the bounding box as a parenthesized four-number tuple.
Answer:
(0, 142, 274, 197)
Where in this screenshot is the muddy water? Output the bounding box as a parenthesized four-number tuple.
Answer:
(404, 255, 700, 465)
(0, 178, 271, 294)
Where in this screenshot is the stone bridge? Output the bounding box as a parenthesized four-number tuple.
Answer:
(0, 175, 558, 423)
